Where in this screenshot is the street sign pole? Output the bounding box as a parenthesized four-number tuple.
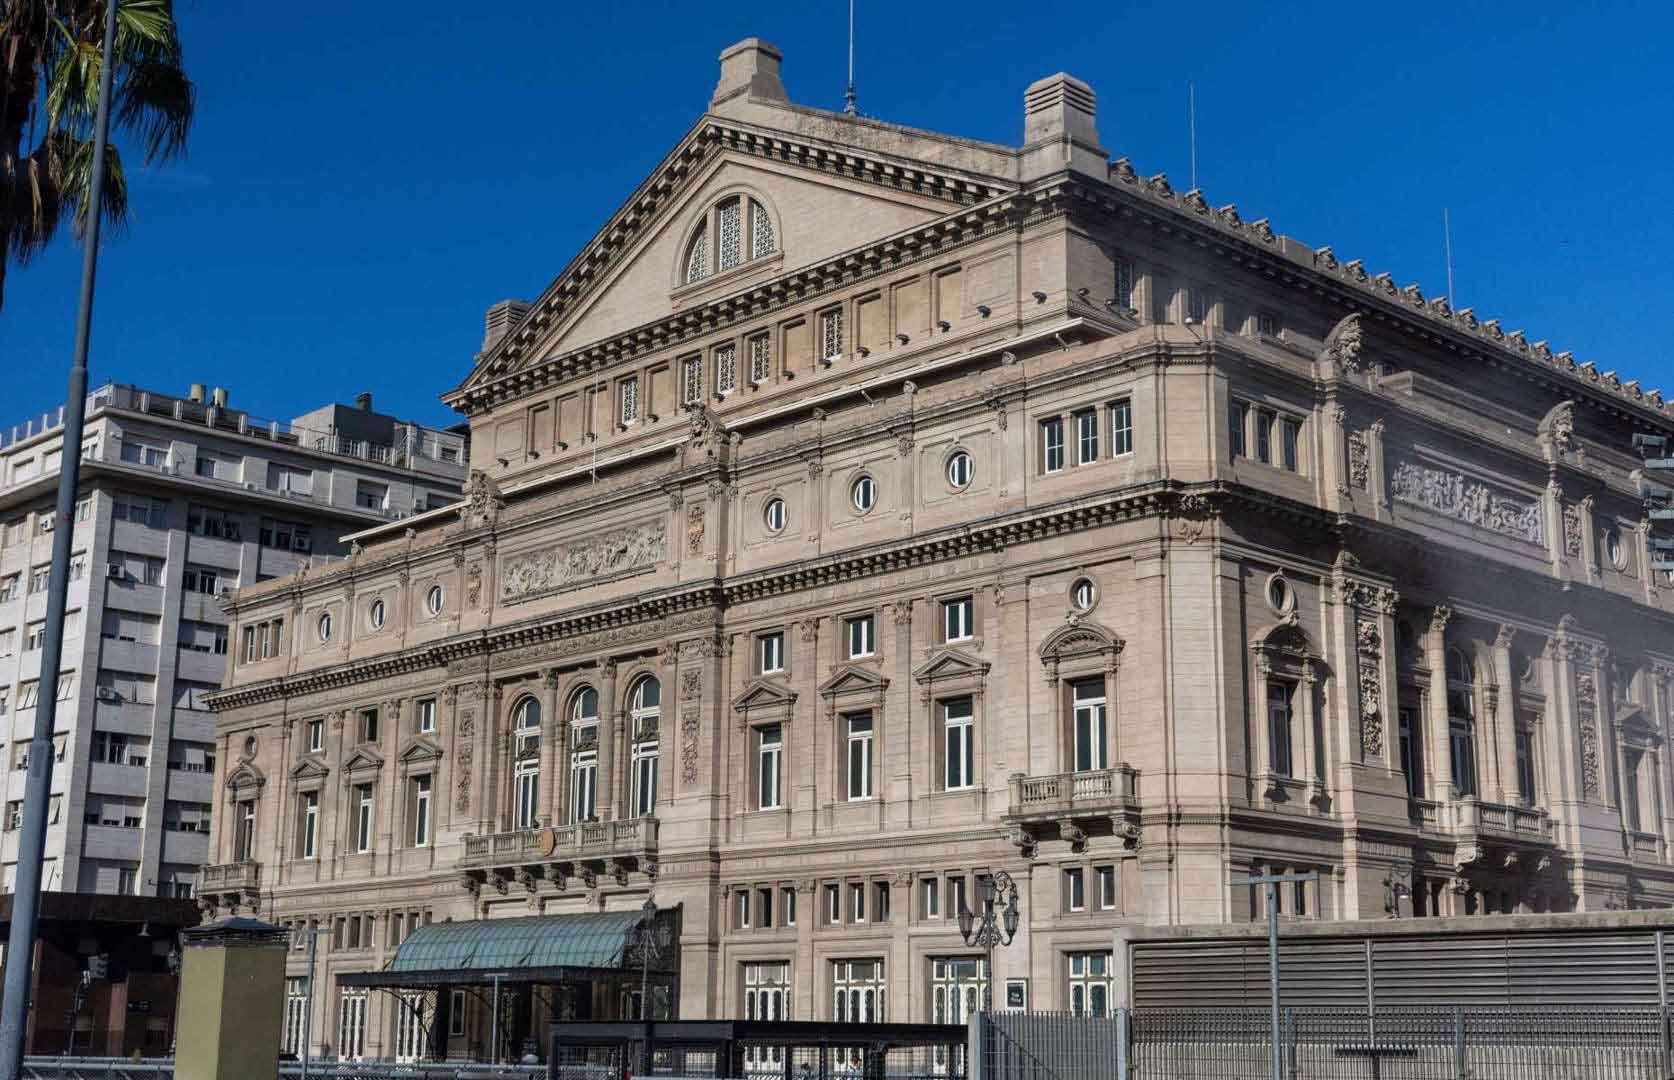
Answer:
(1233, 871, 1319, 1080)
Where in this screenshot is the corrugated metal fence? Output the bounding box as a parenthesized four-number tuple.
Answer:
(974, 1007, 1674, 1080)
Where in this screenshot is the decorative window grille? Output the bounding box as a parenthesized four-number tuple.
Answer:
(685, 225, 709, 283)
(750, 200, 776, 259)
(715, 343, 737, 395)
(718, 199, 743, 270)
(821, 309, 844, 361)
(749, 334, 771, 383)
(683, 357, 703, 405)
(619, 376, 639, 424)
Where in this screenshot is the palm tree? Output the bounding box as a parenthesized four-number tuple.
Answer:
(0, 0, 193, 311)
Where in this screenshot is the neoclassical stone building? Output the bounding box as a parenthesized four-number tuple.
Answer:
(205, 39, 1674, 1062)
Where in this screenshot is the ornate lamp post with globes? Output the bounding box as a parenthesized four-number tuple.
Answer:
(957, 870, 1021, 1013)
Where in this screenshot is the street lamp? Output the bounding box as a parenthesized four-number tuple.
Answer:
(957, 870, 1020, 1013)
(628, 897, 672, 1076)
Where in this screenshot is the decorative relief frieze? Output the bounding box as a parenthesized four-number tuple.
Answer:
(500, 522, 665, 602)
(686, 503, 705, 555)
(1347, 431, 1370, 489)
(1563, 504, 1583, 557)
(1575, 671, 1600, 799)
(1356, 618, 1383, 757)
(1390, 461, 1542, 544)
(680, 711, 701, 787)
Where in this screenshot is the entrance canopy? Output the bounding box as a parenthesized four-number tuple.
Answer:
(339, 908, 678, 990)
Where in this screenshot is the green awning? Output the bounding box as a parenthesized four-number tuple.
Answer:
(391, 911, 646, 974)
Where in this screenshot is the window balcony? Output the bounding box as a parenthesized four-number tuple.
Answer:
(1003, 766, 1141, 853)
(1411, 796, 1556, 844)
(199, 860, 261, 912)
(459, 815, 658, 894)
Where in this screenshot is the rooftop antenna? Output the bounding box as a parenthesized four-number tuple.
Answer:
(1443, 207, 1456, 308)
(843, 0, 858, 115)
(1188, 82, 1198, 190)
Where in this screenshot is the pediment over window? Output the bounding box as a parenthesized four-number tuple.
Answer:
(913, 648, 992, 686)
(1252, 618, 1318, 659)
(225, 761, 266, 793)
(398, 737, 444, 766)
(732, 679, 798, 713)
(289, 758, 329, 782)
(341, 747, 385, 777)
(818, 665, 891, 700)
(1039, 621, 1125, 668)
(1619, 706, 1660, 746)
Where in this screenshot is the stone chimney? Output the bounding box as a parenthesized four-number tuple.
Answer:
(482, 299, 531, 352)
(711, 38, 788, 111)
(1020, 73, 1107, 180)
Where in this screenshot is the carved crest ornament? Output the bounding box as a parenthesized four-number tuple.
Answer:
(1320, 312, 1366, 374)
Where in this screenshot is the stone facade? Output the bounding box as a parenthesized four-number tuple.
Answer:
(205, 40, 1674, 1062)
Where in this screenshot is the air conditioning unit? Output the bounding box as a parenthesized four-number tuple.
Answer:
(95, 686, 120, 702)
(106, 563, 124, 579)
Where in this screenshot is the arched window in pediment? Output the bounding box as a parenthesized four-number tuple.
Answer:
(682, 195, 777, 285)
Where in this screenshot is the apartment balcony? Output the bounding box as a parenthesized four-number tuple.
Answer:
(1003, 766, 1142, 853)
(459, 815, 658, 895)
(198, 860, 261, 912)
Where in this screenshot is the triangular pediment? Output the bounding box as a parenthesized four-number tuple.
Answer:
(289, 757, 329, 781)
(731, 678, 798, 712)
(818, 664, 890, 699)
(450, 113, 1012, 402)
(913, 648, 992, 684)
(1619, 705, 1658, 743)
(341, 746, 385, 774)
(398, 737, 444, 765)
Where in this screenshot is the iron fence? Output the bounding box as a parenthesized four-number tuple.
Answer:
(17, 1059, 545, 1080)
(976, 1007, 1674, 1080)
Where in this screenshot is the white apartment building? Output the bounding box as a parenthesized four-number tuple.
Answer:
(0, 382, 466, 897)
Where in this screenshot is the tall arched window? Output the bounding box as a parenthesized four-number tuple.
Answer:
(1445, 647, 1478, 797)
(569, 687, 599, 824)
(628, 676, 661, 817)
(512, 697, 541, 830)
(682, 197, 776, 285)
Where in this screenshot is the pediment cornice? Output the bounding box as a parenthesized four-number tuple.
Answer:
(731, 678, 798, 713)
(818, 664, 890, 700)
(912, 648, 992, 685)
(447, 116, 1019, 416)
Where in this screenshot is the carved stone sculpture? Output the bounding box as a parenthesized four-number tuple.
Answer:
(501, 522, 666, 600)
(1390, 461, 1543, 544)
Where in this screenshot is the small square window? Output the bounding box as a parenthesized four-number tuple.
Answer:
(758, 632, 785, 674)
(1042, 417, 1065, 474)
(943, 596, 974, 643)
(1110, 399, 1133, 457)
(845, 615, 875, 659)
(1064, 867, 1086, 912)
(1281, 418, 1301, 473)
(1096, 865, 1116, 910)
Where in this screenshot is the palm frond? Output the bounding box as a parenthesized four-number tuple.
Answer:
(115, 54, 191, 163)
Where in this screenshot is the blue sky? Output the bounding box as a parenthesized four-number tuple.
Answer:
(4, 0, 1673, 434)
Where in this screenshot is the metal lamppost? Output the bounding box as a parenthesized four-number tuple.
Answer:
(957, 871, 1020, 1013)
(629, 898, 671, 1077)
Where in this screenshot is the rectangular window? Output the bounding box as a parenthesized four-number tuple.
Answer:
(1256, 410, 1274, 464)
(1114, 259, 1136, 313)
(1067, 951, 1113, 1018)
(682, 356, 703, 405)
(948, 876, 968, 918)
(631, 739, 658, 817)
(875, 881, 890, 922)
(758, 631, 784, 674)
(826, 883, 841, 925)
(1515, 726, 1537, 804)
(619, 376, 639, 425)
(354, 481, 388, 511)
(360, 708, 379, 744)
(1110, 399, 1134, 457)
(186, 504, 242, 540)
(284, 978, 307, 1055)
(570, 748, 598, 823)
(1186, 286, 1208, 325)
(1257, 311, 1278, 336)
(758, 725, 783, 810)
(1398, 706, 1422, 799)
(24, 622, 44, 652)
(514, 758, 539, 830)
(943, 595, 974, 643)
(820, 309, 844, 362)
(181, 565, 220, 595)
(1075, 410, 1099, 465)
(850, 882, 866, 923)
(943, 698, 975, 790)
(715, 343, 738, 396)
(28, 566, 49, 594)
(119, 440, 169, 468)
(831, 959, 885, 1023)
(845, 614, 875, 659)
(738, 888, 752, 929)
(1229, 402, 1248, 459)
(749, 334, 772, 384)
(1072, 679, 1108, 772)
(922, 877, 940, 919)
(1064, 868, 1086, 912)
(782, 886, 797, 926)
(355, 784, 374, 853)
(300, 792, 319, 859)
(1096, 865, 1117, 910)
(846, 713, 873, 801)
(412, 775, 431, 846)
(338, 989, 368, 1061)
(0, 574, 17, 602)
(1451, 719, 1479, 798)
(1281, 418, 1301, 472)
(234, 800, 256, 862)
(1268, 680, 1294, 778)
(743, 962, 790, 1040)
(1042, 417, 1065, 473)
(417, 698, 436, 734)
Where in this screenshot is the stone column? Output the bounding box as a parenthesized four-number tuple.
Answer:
(380, 698, 402, 870)
(598, 661, 619, 821)
(1426, 606, 1456, 797)
(1491, 626, 1519, 804)
(794, 879, 817, 1020)
(1366, 419, 1389, 521)
(1577, 496, 1598, 584)
(794, 619, 822, 829)
(439, 688, 460, 833)
(887, 599, 915, 826)
(485, 686, 506, 833)
(539, 669, 560, 826)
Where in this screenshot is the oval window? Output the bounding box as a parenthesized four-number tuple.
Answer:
(1071, 578, 1096, 611)
(946, 450, 973, 490)
(851, 475, 877, 513)
(764, 497, 787, 533)
(369, 598, 386, 630)
(426, 584, 444, 616)
(316, 611, 332, 643)
(1267, 575, 1293, 614)
(1605, 528, 1626, 570)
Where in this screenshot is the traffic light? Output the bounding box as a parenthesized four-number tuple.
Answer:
(86, 953, 109, 980)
